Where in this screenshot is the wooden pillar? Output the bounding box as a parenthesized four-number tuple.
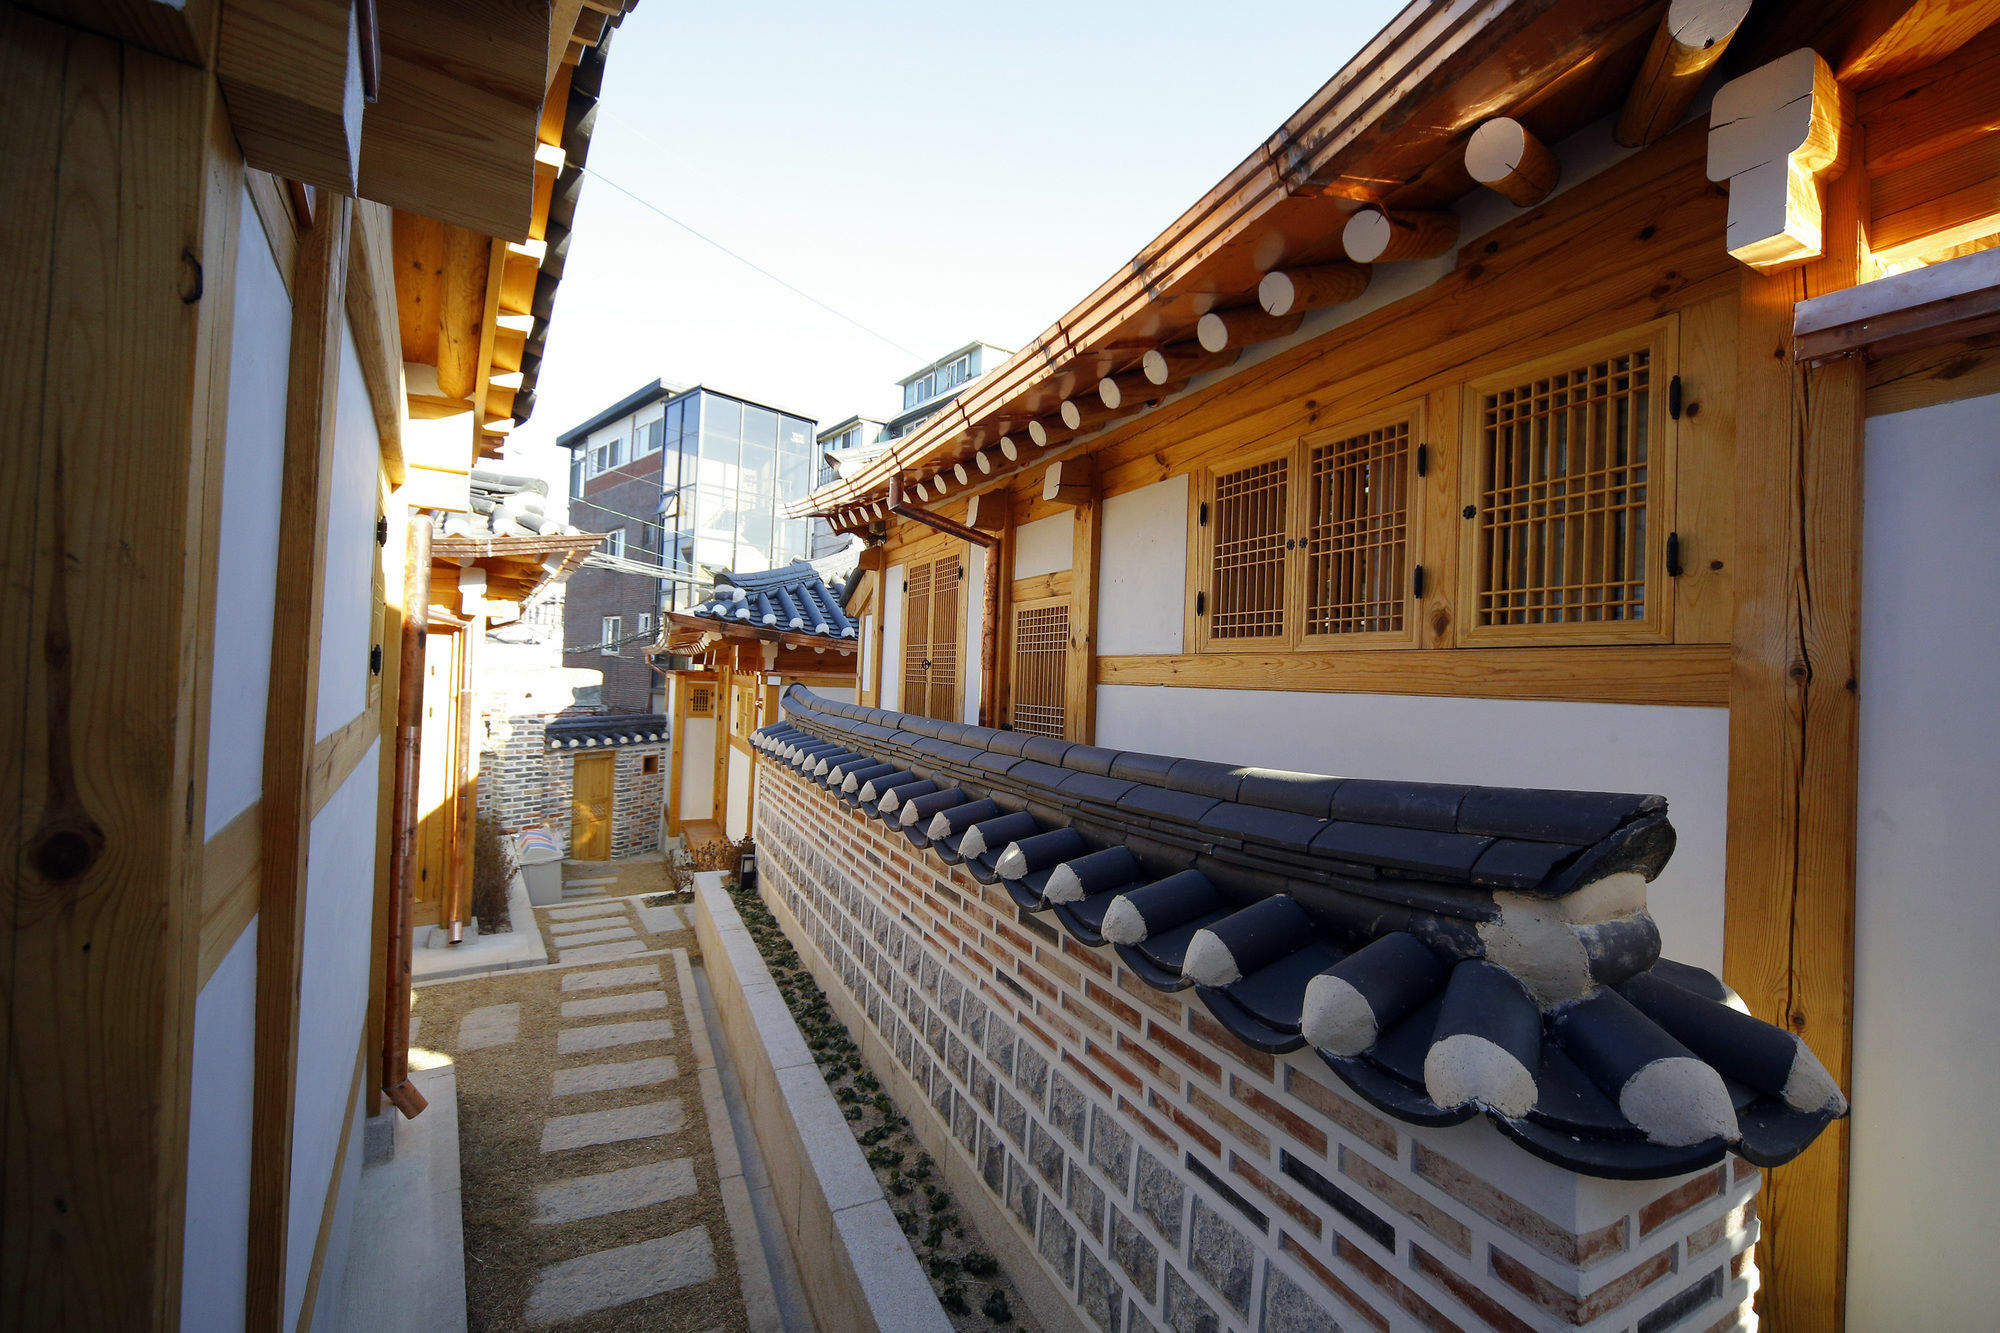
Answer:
(248, 185, 354, 1328)
(1722, 124, 1866, 1331)
(667, 673, 688, 838)
(1, 14, 237, 1324)
(711, 646, 733, 829)
(1068, 496, 1102, 745)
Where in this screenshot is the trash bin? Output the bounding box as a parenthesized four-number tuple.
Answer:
(516, 827, 564, 906)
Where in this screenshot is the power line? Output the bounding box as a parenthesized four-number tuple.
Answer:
(578, 162, 925, 362)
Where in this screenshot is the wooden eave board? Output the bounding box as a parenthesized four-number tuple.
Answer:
(802, 0, 1672, 516)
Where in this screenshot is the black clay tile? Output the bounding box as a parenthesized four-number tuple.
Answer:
(1057, 772, 1140, 806)
(1006, 760, 1075, 790)
(1195, 986, 1307, 1054)
(1116, 785, 1221, 825)
(985, 730, 1034, 758)
(1469, 838, 1582, 890)
(1328, 780, 1469, 832)
(1018, 736, 1075, 766)
(1235, 769, 1345, 818)
(1310, 822, 1493, 879)
(1108, 751, 1179, 786)
(971, 752, 1025, 778)
(1203, 803, 1328, 852)
(1227, 939, 1343, 1032)
(1457, 788, 1665, 844)
(932, 721, 973, 743)
(1060, 744, 1121, 777)
(901, 716, 946, 739)
(1527, 1043, 1633, 1137)
(1163, 758, 1243, 801)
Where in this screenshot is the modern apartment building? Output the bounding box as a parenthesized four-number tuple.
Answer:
(558, 380, 816, 710)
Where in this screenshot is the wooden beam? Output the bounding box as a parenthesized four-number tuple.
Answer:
(1706, 48, 1846, 269)
(1098, 645, 1731, 706)
(1256, 262, 1371, 317)
(1723, 119, 1866, 1333)
(1837, 0, 2000, 88)
(1616, 0, 1753, 147)
(1142, 341, 1239, 385)
(14, 0, 214, 65)
(248, 191, 353, 1331)
(1341, 206, 1460, 263)
(358, 0, 552, 241)
(1465, 116, 1561, 206)
(217, 0, 362, 192)
(1794, 244, 2000, 360)
(1042, 456, 1098, 509)
(1858, 20, 2000, 177)
(1195, 304, 1303, 353)
(966, 489, 1013, 533)
(1099, 368, 1181, 410)
(200, 804, 262, 989)
(1867, 129, 2000, 264)
(436, 224, 489, 400)
(1066, 498, 1100, 745)
(1059, 394, 1119, 435)
(1, 16, 227, 1323)
(347, 199, 406, 485)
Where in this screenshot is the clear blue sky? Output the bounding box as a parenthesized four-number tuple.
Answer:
(505, 0, 1410, 503)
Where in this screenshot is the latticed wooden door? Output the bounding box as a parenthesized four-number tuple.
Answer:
(900, 553, 963, 720)
(1010, 600, 1069, 737)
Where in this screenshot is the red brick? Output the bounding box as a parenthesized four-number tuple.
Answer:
(1411, 1143, 1628, 1269)
(1114, 966, 1181, 1019)
(1491, 1243, 1674, 1324)
(1060, 990, 1112, 1038)
(1733, 1156, 1759, 1185)
(1118, 1095, 1176, 1152)
(1115, 1031, 1178, 1093)
(1409, 1244, 1537, 1333)
(1639, 1167, 1724, 1238)
(1084, 1039, 1142, 1092)
(1062, 1050, 1114, 1099)
(1229, 1153, 1322, 1239)
(1034, 1000, 1080, 1045)
(1232, 1074, 1328, 1156)
(1017, 1013, 1057, 1054)
(1688, 1200, 1754, 1256)
(1085, 979, 1141, 1030)
(1148, 1087, 1221, 1157)
(1338, 1145, 1470, 1257)
(1189, 1010, 1275, 1077)
(993, 920, 1036, 958)
(1187, 1083, 1270, 1157)
(1015, 962, 1057, 1001)
(1037, 948, 1082, 991)
(1334, 1235, 1467, 1333)
(1149, 1020, 1222, 1085)
(1732, 1248, 1751, 1279)
(1278, 1233, 1389, 1333)
(1063, 935, 1114, 978)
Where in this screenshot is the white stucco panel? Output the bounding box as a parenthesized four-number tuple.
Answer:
(1012, 512, 1073, 579)
(316, 319, 382, 741)
(880, 564, 905, 710)
(1099, 474, 1189, 657)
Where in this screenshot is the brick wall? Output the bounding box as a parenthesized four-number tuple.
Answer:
(479, 708, 664, 858)
(755, 763, 1762, 1333)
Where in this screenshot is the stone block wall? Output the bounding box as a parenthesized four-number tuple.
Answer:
(755, 763, 1763, 1333)
(480, 707, 664, 858)
(609, 742, 665, 859)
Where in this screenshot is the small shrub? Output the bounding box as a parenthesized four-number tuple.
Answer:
(982, 1289, 1013, 1323)
(939, 1284, 968, 1315)
(961, 1252, 998, 1278)
(470, 815, 513, 934)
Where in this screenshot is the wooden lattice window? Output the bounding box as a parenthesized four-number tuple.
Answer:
(1194, 411, 1422, 652)
(1461, 321, 1675, 644)
(1203, 447, 1291, 646)
(687, 683, 714, 717)
(901, 553, 963, 721)
(1011, 601, 1068, 738)
(1301, 412, 1413, 644)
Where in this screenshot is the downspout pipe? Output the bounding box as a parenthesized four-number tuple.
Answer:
(382, 518, 431, 1119)
(887, 476, 1002, 730)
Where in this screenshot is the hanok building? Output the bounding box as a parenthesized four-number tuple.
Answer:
(765, 3, 2000, 1331)
(1, 1, 636, 1326)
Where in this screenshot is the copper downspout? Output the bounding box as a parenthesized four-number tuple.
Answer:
(887, 476, 1002, 729)
(382, 518, 431, 1118)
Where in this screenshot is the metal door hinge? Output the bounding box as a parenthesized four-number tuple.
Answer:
(1198, 500, 1208, 527)
(371, 644, 384, 675)
(1195, 591, 1207, 616)
(1666, 531, 1683, 577)
(1415, 444, 1428, 477)
(1668, 375, 1683, 420)
(1412, 565, 1425, 599)
(376, 515, 389, 545)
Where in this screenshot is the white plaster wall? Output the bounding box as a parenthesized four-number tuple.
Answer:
(180, 919, 258, 1332)
(205, 188, 292, 837)
(308, 1077, 367, 1333)
(811, 685, 857, 705)
(679, 718, 716, 821)
(1847, 394, 2000, 1331)
(1096, 686, 1728, 972)
(962, 544, 986, 725)
(880, 564, 905, 710)
(1012, 512, 1073, 579)
(727, 747, 753, 840)
(286, 748, 381, 1329)
(316, 321, 381, 741)
(1099, 475, 1188, 657)
(857, 612, 874, 695)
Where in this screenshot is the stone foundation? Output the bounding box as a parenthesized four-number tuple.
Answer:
(754, 762, 1762, 1333)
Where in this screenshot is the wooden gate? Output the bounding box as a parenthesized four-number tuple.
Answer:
(572, 753, 614, 860)
(901, 551, 963, 721)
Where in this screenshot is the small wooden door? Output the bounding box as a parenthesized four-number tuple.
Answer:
(901, 552, 962, 721)
(572, 754, 614, 860)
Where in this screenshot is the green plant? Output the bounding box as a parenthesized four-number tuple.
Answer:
(470, 814, 514, 933)
(961, 1252, 998, 1278)
(982, 1289, 1013, 1323)
(939, 1284, 968, 1315)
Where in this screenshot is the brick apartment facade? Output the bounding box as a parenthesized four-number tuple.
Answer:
(563, 453, 664, 713)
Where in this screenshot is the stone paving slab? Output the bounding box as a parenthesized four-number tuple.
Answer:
(553, 924, 638, 947)
(523, 1228, 715, 1325)
(638, 903, 686, 934)
(561, 963, 662, 992)
(457, 1003, 521, 1051)
(548, 915, 634, 937)
(539, 1098, 687, 1153)
(556, 1018, 676, 1054)
(533, 1158, 698, 1226)
(557, 940, 647, 966)
(561, 989, 669, 1019)
(553, 1055, 680, 1097)
(547, 901, 628, 921)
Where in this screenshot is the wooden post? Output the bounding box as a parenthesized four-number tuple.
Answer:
(1342, 206, 1460, 263)
(1616, 0, 1753, 147)
(1257, 262, 1371, 317)
(1, 17, 232, 1324)
(1196, 305, 1303, 353)
(667, 673, 687, 838)
(381, 518, 430, 1119)
(711, 646, 733, 829)
(447, 608, 481, 941)
(1068, 495, 1102, 745)
(1465, 117, 1561, 206)
(972, 490, 1014, 731)
(1723, 120, 1865, 1333)
(249, 190, 354, 1330)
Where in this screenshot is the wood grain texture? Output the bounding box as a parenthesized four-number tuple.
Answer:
(1673, 292, 1739, 643)
(216, 0, 359, 192)
(244, 168, 298, 299)
(1864, 329, 2000, 414)
(249, 190, 353, 1332)
(1723, 130, 1865, 1333)
(200, 803, 261, 989)
(1, 17, 219, 1325)
(1066, 500, 1101, 744)
(346, 200, 405, 484)
(14, 0, 214, 65)
(308, 708, 378, 817)
(1097, 646, 1729, 707)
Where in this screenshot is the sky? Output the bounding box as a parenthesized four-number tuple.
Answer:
(503, 0, 1410, 516)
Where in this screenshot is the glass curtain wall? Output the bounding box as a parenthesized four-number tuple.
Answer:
(673, 390, 815, 604)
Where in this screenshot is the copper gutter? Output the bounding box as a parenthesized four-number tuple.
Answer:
(382, 518, 431, 1119)
(887, 476, 1002, 730)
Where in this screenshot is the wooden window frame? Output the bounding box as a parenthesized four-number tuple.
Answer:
(1189, 402, 1426, 654)
(1010, 596, 1070, 738)
(1456, 317, 1678, 648)
(900, 547, 966, 722)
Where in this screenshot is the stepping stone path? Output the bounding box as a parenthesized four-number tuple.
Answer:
(524, 1229, 716, 1325)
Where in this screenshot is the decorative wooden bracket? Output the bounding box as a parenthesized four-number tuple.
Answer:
(1042, 457, 1098, 509)
(1706, 48, 1847, 270)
